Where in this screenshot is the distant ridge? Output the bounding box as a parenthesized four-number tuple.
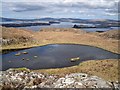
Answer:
(0, 17, 119, 28)
(0, 17, 118, 22)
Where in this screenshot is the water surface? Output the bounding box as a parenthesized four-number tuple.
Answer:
(2, 44, 119, 70)
(17, 22, 78, 31)
(17, 22, 118, 32)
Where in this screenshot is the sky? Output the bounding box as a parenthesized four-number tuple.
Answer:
(1, 0, 120, 20)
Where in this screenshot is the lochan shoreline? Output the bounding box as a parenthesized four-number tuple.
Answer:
(1, 26, 120, 82)
(1, 27, 120, 54)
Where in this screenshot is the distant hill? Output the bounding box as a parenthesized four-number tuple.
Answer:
(0, 17, 39, 22)
(1, 17, 119, 23)
(1, 17, 119, 28)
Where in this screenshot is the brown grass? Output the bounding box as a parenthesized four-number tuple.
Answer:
(2, 27, 119, 54)
(33, 59, 119, 82)
(99, 30, 120, 40)
(1, 27, 37, 46)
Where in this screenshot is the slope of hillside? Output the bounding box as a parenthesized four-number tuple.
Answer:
(99, 30, 120, 40)
(1, 27, 119, 54)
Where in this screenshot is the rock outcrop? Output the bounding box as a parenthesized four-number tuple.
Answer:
(0, 69, 119, 89)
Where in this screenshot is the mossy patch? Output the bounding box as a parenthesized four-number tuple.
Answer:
(13, 67, 30, 72)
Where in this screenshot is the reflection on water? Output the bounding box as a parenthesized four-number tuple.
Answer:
(2, 44, 119, 70)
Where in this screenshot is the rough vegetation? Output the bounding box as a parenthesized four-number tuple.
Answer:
(1, 27, 36, 45)
(34, 59, 119, 82)
(99, 30, 120, 40)
(1, 27, 119, 54)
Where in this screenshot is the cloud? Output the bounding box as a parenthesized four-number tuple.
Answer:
(1, 0, 119, 19)
(105, 12, 119, 16)
(3, 1, 119, 12)
(2, 2, 46, 12)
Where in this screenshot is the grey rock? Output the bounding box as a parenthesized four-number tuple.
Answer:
(63, 78, 75, 84)
(0, 69, 120, 89)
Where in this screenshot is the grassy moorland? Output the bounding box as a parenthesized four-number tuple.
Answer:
(1, 27, 119, 54)
(1, 26, 120, 82)
(34, 59, 119, 82)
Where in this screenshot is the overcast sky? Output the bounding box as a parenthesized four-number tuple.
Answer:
(1, 0, 120, 20)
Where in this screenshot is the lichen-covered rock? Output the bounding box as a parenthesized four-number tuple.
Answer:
(0, 69, 119, 89)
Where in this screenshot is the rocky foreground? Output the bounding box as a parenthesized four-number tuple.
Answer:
(0, 69, 119, 89)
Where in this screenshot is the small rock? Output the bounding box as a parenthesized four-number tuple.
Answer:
(70, 57, 80, 62)
(77, 82, 83, 86)
(63, 78, 75, 84)
(33, 78, 42, 85)
(22, 52, 28, 54)
(26, 59, 29, 61)
(31, 85, 37, 89)
(38, 82, 45, 88)
(34, 56, 38, 58)
(15, 52, 21, 56)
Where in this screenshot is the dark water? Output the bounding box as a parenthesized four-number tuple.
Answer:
(17, 22, 118, 32)
(1, 44, 119, 71)
(81, 27, 118, 32)
(17, 22, 78, 31)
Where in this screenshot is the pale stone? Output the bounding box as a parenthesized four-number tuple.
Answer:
(63, 78, 75, 84)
